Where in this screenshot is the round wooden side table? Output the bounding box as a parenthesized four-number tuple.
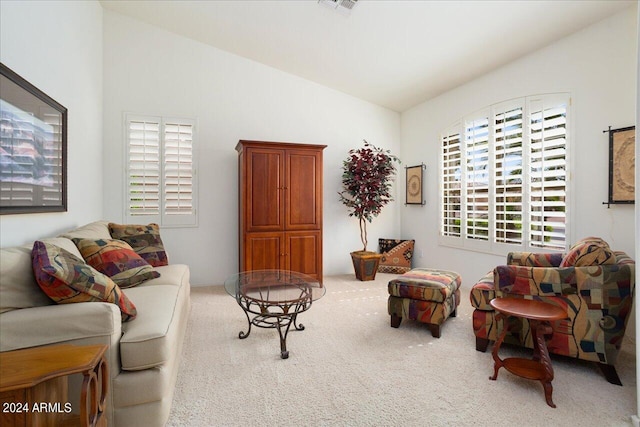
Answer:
(489, 297, 567, 408)
(0, 344, 108, 426)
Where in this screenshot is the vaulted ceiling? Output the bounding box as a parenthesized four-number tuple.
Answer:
(101, 0, 636, 112)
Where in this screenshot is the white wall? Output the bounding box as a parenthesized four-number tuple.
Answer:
(0, 1, 104, 246)
(102, 11, 401, 286)
(400, 6, 638, 288)
(3, 3, 632, 291)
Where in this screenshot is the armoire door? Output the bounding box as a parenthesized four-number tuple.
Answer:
(286, 149, 322, 231)
(286, 231, 322, 280)
(244, 232, 285, 271)
(245, 147, 285, 232)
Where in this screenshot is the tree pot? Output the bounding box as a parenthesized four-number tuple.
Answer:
(350, 251, 383, 281)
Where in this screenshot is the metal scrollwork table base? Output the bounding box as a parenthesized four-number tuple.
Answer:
(225, 270, 325, 359)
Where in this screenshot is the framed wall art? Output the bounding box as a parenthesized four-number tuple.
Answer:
(0, 63, 67, 214)
(604, 125, 635, 206)
(405, 163, 426, 205)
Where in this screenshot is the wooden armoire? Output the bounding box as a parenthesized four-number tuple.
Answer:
(236, 140, 326, 282)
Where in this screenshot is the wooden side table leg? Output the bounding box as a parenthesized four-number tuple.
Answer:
(534, 321, 556, 408)
(488, 298, 566, 408)
(80, 367, 96, 426)
(97, 356, 108, 424)
(490, 312, 508, 381)
(80, 355, 108, 427)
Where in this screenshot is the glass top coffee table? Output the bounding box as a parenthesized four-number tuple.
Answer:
(224, 270, 325, 359)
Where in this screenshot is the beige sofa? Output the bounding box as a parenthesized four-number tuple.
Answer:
(0, 221, 191, 426)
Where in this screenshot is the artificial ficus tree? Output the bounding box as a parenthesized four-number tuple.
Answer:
(338, 140, 400, 252)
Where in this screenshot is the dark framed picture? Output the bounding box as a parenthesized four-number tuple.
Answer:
(606, 126, 635, 205)
(0, 63, 67, 214)
(405, 164, 425, 205)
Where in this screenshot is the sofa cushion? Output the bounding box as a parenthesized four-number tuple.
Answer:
(58, 220, 112, 240)
(388, 268, 461, 303)
(378, 239, 414, 274)
(560, 237, 615, 267)
(31, 241, 137, 322)
(1, 245, 53, 314)
(108, 223, 168, 267)
(0, 300, 123, 352)
(119, 284, 181, 370)
(0, 237, 84, 314)
(72, 238, 160, 288)
(138, 264, 190, 288)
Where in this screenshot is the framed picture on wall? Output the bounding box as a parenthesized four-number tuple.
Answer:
(606, 125, 635, 205)
(0, 63, 67, 215)
(405, 164, 425, 205)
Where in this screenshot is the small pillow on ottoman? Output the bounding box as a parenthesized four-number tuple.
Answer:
(378, 239, 415, 274)
(31, 241, 137, 322)
(108, 223, 168, 267)
(560, 237, 615, 267)
(72, 238, 160, 288)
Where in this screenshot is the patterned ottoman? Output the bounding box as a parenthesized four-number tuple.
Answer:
(387, 268, 462, 338)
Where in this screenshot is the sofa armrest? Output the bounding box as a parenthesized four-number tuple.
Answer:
(0, 302, 122, 353)
(506, 252, 564, 267)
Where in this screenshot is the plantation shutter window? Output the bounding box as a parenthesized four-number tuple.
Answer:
(494, 104, 524, 245)
(441, 128, 462, 237)
(127, 118, 161, 217)
(125, 115, 197, 227)
(438, 93, 570, 253)
(528, 98, 567, 250)
(465, 116, 490, 241)
(163, 121, 194, 225)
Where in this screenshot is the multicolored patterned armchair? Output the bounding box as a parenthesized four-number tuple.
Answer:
(470, 241, 635, 385)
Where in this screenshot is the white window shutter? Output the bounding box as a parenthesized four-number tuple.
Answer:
(126, 116, 161, 224)
(493, 104, 524, 245)
(464, 116, 490, 241)
(162, 119, 196, 227)
(528, 97, 568, 250)
(441, 129, 462, 237)
(439, 93, 570, 254)
(125, 115, 197, 227)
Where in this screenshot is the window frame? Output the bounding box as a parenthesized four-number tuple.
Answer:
(439, 93, 571, 255)
(124, 113, 198, 228)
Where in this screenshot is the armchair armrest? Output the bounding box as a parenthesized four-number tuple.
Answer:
(506, 252, 564, 267)
(495, 261, 635, 300)
(494, 265, 578, 296)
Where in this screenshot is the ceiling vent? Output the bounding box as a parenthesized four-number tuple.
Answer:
(318, 0, 358, 12)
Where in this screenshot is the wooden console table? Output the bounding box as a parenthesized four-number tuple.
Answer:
(489, 297, 566, 408)
(0, 344, 108, 426)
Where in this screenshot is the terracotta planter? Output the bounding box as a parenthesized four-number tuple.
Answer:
(350, 251, 382, 281)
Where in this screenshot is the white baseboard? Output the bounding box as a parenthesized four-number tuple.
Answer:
(631, 415, 640, 427)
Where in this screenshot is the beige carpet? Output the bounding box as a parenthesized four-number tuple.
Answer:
(167, 273, 636, 426)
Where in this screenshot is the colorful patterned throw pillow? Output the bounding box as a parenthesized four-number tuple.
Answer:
(560, 237, 615, 267)
(72, 238, 160, 288)
(378, 239, 415, 274)
(108, 223, 168, 267)
(31, 241, 137, 322)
